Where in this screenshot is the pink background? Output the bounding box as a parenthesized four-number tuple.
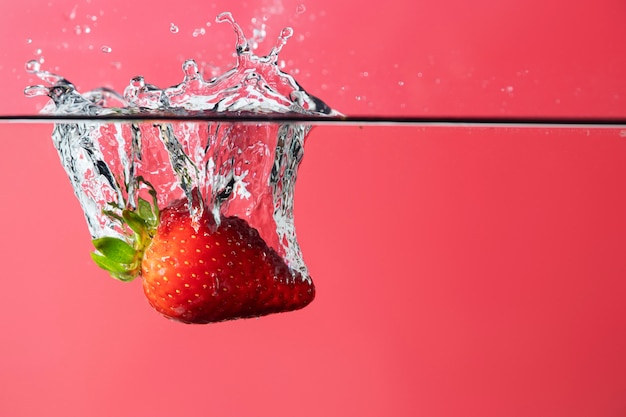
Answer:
(2, 0, 626, 117)
(2, 1, 626, 417)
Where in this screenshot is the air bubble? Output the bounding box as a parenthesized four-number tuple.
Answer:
(170, 23, 179, 34)
(296, 4, 306, 14)
(101, 45, 112, 53)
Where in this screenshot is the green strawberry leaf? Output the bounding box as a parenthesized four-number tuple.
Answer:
(137, 176, 160, 223)
(146, 183, 159, 217)
(92, 237, 137, 264)
(102, 208, 124, 223)
(137, 197, 156, 224)
(91, 177, 161, 283)
(122, 209, 148, 236)
(90, 252, 134, 282)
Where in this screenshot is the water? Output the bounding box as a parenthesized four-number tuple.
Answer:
(24, 12, 338, 288)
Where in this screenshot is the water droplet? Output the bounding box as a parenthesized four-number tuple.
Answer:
(101, 45, 112, 53)
(25, 60, 41, 73)
(68, 5, 78, 20)
(192, 28, 206, 37)
(34, 48, 43, 56)
(216, 12, 234, 24)
(130, 76, 145, 88)
(398, 81, 405, 86)
(182, 60, 199, 78)
(24, 85, 50, 98)
(217, 12, 249, 54)
(84, 26, 91, 34)
(170, 23, 179, 34)
(280, 27, 293, 40)
(296, 4, 306, 14)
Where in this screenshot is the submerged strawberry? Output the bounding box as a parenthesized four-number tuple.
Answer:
(91, 187, 315, 323)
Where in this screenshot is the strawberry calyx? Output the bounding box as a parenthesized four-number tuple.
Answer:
(90, 179, 160, 282)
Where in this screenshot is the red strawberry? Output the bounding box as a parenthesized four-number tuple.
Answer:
(91, 187, 315, 324)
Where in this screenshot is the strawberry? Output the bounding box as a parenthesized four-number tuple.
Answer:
(91, 186, 315, 324)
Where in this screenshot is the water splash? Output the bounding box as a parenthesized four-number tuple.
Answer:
(25, 12, 338, 283)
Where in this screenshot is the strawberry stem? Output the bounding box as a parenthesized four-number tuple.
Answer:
(91, 178, 160, 282)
